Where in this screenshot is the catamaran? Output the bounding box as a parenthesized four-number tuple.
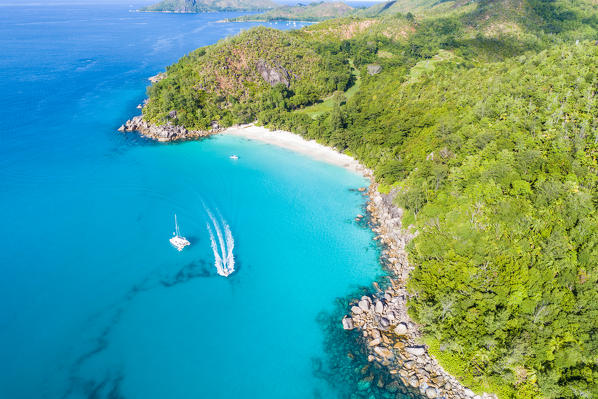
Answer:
(169, 214, 190, 251)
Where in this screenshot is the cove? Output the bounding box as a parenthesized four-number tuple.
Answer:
(0, 3, 383, 398)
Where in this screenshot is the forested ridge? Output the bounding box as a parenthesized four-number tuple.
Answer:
(142, 1, 598, 397)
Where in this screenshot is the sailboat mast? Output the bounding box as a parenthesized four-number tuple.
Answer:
(175, 214, 180, 236)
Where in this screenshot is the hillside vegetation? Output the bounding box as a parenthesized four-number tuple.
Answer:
(230, 1, 354, 22)
(143, 27, 351, 129)
(142, 1, 598, 397)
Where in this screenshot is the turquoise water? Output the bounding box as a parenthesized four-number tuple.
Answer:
(0, 3, 383, 399)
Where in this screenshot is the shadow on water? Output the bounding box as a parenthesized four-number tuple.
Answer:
(159, 259, 214, 287)
(63, 371, 125, 399)
(61, 258, 221, 399)
(185, 235, 200, 246)
(313, 286, 418, 399)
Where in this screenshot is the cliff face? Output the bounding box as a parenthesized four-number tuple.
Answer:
(141, 0, 277, 13)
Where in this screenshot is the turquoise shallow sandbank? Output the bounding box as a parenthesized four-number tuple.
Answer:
(0, 3, 385, 398)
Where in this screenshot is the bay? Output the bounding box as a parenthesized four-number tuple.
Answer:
(0, 3, 383, 398)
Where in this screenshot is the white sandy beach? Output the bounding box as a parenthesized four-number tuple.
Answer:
(222, 124, 372, 177)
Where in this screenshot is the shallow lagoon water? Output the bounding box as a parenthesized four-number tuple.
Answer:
(0, 3, 383, 398)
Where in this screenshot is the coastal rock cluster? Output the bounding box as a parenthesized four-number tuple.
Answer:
(118, 115, 218, 142)
(343, 184, 497, 399)
(148, 72, 166, 83)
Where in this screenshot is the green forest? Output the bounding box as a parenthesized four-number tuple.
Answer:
(142, 0, 598, 397)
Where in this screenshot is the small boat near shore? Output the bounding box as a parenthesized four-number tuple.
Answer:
(169, 214, 190, 251)
(229, 155, 239, 160)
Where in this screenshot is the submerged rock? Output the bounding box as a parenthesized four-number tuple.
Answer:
(342, 316, 355, 330)
(357, 378, 371, 391)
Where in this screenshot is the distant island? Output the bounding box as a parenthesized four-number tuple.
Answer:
(229, 1, 354, 22)
(140, 0, 277, 13)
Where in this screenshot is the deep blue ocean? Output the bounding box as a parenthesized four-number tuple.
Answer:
(0, 3, 384, 399)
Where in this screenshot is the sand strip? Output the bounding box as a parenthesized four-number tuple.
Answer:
(221, 124, 372, 177)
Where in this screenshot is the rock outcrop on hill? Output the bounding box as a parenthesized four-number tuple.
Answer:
(256, 59, 291, 88)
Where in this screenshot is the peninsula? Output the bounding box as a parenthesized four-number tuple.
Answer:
(122, 0, 598, 397)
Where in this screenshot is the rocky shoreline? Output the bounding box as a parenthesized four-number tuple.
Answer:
(118, 115, 220, 142)
(343, 182, 496, 399)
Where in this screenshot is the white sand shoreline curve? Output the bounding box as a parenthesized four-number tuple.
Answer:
(221, 124, 372, 177)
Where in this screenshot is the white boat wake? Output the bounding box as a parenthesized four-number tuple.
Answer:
(206, 209, 235, 277)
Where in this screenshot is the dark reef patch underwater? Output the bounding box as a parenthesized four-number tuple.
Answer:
(62, 259, 218, 399)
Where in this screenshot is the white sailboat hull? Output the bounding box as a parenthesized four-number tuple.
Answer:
(170, 213, 190, 251)
(170, 235, 190, 251)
